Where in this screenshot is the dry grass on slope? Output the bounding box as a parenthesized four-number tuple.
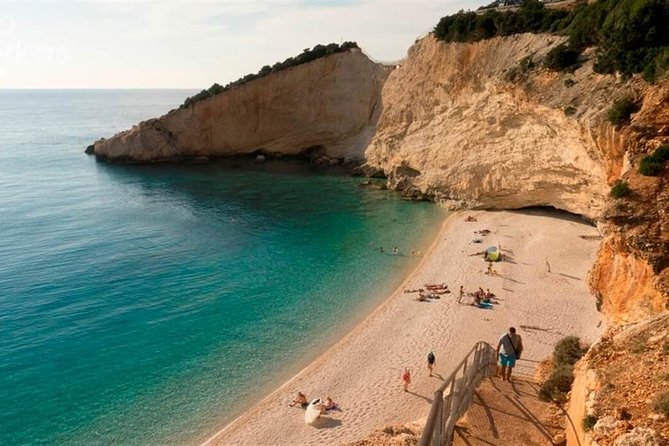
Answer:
(585, 313, 669, 445)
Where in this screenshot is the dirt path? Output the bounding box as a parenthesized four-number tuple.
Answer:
(453, 377, 563, 446)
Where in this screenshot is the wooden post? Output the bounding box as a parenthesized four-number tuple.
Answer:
(419, 390, 443, 446)
(433, 392, 443, 446)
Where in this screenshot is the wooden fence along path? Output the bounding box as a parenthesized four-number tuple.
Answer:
(418, 342, 497, 446)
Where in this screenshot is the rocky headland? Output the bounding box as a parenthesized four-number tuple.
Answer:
(88, 30, 668, 319)
(88, 48, 388, 163)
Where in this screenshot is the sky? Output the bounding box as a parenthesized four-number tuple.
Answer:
(0, 0, 485, 88)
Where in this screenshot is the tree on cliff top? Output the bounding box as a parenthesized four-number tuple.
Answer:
(433, 0, 669, 81)
(181, 41, 359, 109)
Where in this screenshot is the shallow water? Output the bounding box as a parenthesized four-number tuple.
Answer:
(0, 90, 444, 445)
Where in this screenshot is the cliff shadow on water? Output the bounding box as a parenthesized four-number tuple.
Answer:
(21, 157, 444, 446)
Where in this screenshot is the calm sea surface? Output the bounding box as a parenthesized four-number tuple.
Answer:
(0, 90, 444, 445)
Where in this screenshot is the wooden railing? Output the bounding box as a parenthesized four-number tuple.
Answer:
(418, 341, 497, 446)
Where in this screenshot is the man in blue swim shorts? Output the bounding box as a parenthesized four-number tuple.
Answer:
(496, 327, 524, 382)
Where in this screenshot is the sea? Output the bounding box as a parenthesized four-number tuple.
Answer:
(0, 90, 444, 445)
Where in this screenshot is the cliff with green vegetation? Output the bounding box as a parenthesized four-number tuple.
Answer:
(88, 2, 669, 443)
(88, 44, 388, 162)
(88, 0, 668, 320)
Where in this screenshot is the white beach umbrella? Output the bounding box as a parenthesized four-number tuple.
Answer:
(305, 398, 322, 425)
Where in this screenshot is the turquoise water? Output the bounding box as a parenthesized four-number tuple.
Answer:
(0, 90, 444, 445)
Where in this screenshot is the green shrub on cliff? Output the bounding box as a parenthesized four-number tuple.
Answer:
(607, 95, 637, 126)
(554, 336, 586, 367)
(638, 145, 669, 176)
(610, 180, 631, 198)
(582, 414, 599, 431)
(539, 336, 586, 403)
(652, 145, 669, 163)
(593, 0, 669, 78)
(433, 0, 568, 43)
(539, 365, 575, 403)
(181, 42, 359, 108)
(433, 0, 669, 80)
(544, 43, 580, 71)
(639, 157, 662, 176)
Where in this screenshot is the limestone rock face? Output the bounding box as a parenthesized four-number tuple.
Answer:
(91, 49, 389, 162)
(364, 34, 634, 220)
(613, 427, 662, 446)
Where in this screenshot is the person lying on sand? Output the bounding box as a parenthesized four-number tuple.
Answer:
(424, 283, 448, 290)
(414, 292, 428, 302)
(289, 392, 308, 407)
(323, 396, 339, 412)
(465, 216, 477, 222)
(475, 229, 491, 235)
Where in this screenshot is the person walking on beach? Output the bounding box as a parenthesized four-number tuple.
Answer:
(402, 367, 411, 391)
(496, 327, 524, 382)
(458, 285, 465, 304)
(427, 351, 436, 376)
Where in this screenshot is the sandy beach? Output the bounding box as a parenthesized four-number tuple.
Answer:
(203, 209, 604, 446)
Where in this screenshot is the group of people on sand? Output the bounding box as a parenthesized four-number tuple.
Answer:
(407, 283, 497, 307)
(404, 283, 450, 301)
(290, 392, 339, 411)
(457, 286, 495, 306)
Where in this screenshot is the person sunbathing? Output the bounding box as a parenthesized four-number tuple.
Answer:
(415, 292, 428, 302)
(324, 396, 339, 411)
(425, 283, 448, 290)
(289, 392, 308, 407)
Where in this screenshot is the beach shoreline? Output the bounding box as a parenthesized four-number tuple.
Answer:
(202, 209, 604, 446)
(200, 211, 450, 445)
